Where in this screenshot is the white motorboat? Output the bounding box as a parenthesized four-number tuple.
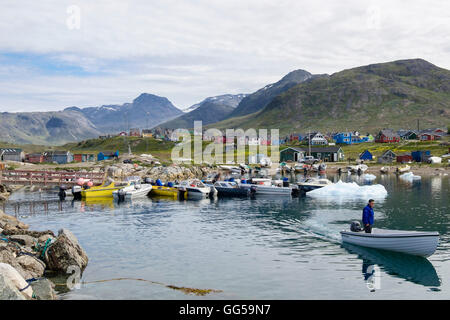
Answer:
(113, 177, 152, 201)
(397, 165, 411, 173)
(348, 164, 368, 173)
(341, 227, 439, 257)
(240, 178, 292, 195)
(178, 179, 211, 199)
(297, 178, 333, 193)
(380, 167, 389, 174)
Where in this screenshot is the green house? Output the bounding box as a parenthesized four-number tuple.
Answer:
(309, 146, 345, 162)
(280, 146, 345, 162)
(280, 147, 307, 162)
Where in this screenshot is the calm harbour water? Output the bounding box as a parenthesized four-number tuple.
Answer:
(3, 173, 450, 300)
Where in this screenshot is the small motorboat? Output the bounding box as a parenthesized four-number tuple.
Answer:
(113, 177, 152, 201)
(380, 167, 389, 174)
(396, 165, 410, 173)
(214, 181, 253, 197)
(81, 178, 127, 198)
(297, 178, 333, 193)
(341, 223, 439, 257)
(240, 178, 292, 196)
(348, 164, 368, 174)
(150, 185, 183, 198)
(178, 179, 211, 199)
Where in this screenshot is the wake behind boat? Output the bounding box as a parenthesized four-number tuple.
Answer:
(341, 224, 439, 257)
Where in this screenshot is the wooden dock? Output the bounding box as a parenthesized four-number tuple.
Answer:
(0, 170, 104, 186)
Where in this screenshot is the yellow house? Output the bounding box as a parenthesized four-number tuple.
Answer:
(142, 130, 153, 138)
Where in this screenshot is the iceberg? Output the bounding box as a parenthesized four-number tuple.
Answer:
(362, 174, 376, 181)
(306, 180, 388, 200)
(399, 172, 421, 181)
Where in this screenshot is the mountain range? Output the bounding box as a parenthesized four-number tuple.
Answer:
(0, 58, 448, 145)
(209, 59, 450, 134)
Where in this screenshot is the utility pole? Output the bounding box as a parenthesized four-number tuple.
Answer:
(308, 129, 311, 156)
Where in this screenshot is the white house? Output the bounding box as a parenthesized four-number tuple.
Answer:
(310, 132, 328, 146)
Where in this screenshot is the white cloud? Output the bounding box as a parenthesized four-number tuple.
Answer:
(0, 0, 449, 111)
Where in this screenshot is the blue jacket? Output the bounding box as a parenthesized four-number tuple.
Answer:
(362, 205, 374, 225)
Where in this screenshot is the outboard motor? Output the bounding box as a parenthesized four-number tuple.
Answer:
(71, 185, 82, 200)
(249, 185, 257, 197)
(58, 186, 67, 200)
(350, 221, 362, 232)
(282, 177, 289, 187)
(118, 189, 126, 202)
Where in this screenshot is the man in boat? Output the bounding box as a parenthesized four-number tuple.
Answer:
(362, 199, 375, 233)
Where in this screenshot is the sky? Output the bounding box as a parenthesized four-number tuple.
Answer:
(0, 0, 449, 112)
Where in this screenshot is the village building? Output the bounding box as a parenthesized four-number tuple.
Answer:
(141, 129, 153, 138)
(129, 128, 141, 137)
(377, 150, 397, 163)
(359, 150, 373, 161)
(52, 151, 74, 164)
(375, 129, 400, 143)
(74, 153, 96, 162)
(97, 150, 119, 161)
(411, 150, 431, 163)
(280, 146, 344, 162)
(0, 148, 24, 162)
(25, 153, 44, 163)
(309, 132, 328, 146)
(396, 153, 413, 164)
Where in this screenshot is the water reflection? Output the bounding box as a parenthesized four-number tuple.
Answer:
(343, 243, 440, 287)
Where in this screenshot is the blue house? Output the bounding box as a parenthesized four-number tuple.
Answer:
(97, 150, 119, 161)
(335, 132, 369, 145)
(411, 150, 430, 162)
(359, 150, 373, 161)
(334, 132, 352, 144)
(52, 151, 73, 164)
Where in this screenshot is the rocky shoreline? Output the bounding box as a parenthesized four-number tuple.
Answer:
(0, 209, 88, 300)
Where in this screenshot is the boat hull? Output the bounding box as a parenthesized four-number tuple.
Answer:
(81, 186, 122, 198)
(215, 187, 250, 197)
(113, 185, 152, 201)
(150, 186, 180, 198)
(341, 229, 439, 257)
(241, 184, 292, 195)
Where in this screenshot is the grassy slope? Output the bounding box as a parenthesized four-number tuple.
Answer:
(209, 59, 450, 135)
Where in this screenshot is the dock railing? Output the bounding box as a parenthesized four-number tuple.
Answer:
(0, 170, 105, 186)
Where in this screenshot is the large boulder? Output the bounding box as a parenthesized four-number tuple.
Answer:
(44, 229, 88, 272)
(16, 255, 46, 279)
(9, 234, 37, 247)
(0, 263, 33, 299)
(0, 272, 26, 300)
(30, 278, 57, 300)
(0, 211, 29, 230)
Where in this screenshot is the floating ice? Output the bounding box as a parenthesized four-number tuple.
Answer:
(307, 180, 388, 200)
(399, 172, 421, 181)
(362, 174, 376, 181)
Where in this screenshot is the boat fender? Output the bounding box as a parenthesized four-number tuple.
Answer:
(350, 221, 362, 232)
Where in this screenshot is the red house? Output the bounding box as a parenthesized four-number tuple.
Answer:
(397, 154, 413, 163)
(25, 153, 44, 163)
(375, 129, 400, 143)
(420, 133, 435, 141)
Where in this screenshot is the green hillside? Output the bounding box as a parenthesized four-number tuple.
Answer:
(210, 59, 450, 134)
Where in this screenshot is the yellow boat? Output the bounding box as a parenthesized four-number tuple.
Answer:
(150, 185, 185, 199)
(81, 179, 128, 198)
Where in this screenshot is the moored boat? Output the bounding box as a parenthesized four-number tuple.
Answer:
(240, 178, 293, 196)
(178, 179, 211, 199)
(150, 185, 184, 198)
(297, 177, 333, 193)
(112, 177, 152, 201)
(214, 181, 253, 197)
(340, 226, 439, 257)
(81, 178, 127, 198)
(397, 165, 411, 173)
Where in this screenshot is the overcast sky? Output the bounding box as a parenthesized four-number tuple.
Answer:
(0, 0, 449, 112)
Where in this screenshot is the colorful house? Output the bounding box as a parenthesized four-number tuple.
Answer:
(378, 150, 397, 163)
(74, 153, 96, 162)
(310, 132, 328, 146)
(129, 128, 141, 137)
(375, 129, 400, 143)
(411, 150, 431, 162)
(359, 150, 373, 161)
(280, 147, 307, 162)
(52, 151, 73, 164)
(0, 148, 24, 162)
(397, 153, 413, 163)
(309, 146, 344, 162)
(97, 150, 119, 161)
(25, 153, 44, 163)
